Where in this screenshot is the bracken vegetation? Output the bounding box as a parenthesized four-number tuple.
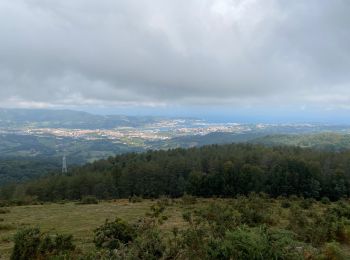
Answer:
(6, 195, 350, 259)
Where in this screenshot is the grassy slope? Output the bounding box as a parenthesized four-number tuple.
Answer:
(1, 198, 350, 259)
(0, 200, 186, 259)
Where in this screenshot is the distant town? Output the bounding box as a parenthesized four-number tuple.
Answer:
(0, 119, 252, 144)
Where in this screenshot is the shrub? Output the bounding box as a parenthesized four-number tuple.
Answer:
(0, 223, 14, 231)
(129, 228, 166, 259)
(0, 208, 10, 214)
(289, 195, 299, 201)
(78, 196, 99, 205)
(329, 200, 350, 219)
(208, 226, 304, 260)
(281, 200, 292, 208)
(144, 202, 169, 225)
(0, 201, 10, 207)
(9, 197, 39, 206)
(52, 234, 76, 252)
(94, 217, 136, 250)
(179, 221, 209, 259)
(321, 242, 347, 260)
(195, 202, 242, 237)
(299, 198, 315, 209)
(129, 195, 143, 203)
(11, 228, 41, 260)
(321, 197, 331, 205)
(181, 194, 197, 205)
(158, 196, 171, 207)
(232, 194, 273, 226)
(11, 228, 75, 260)
(288, 204, 350, 246)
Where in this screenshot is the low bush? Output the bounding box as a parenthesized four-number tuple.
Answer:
(321, 242, 347, 260)
(299, 198, 315, 209)
(288, 203, 350, 246)
(209, 226, 304, 260)
(281, 200, 292, 208)
(321, 196, 331, 204)
(128, 228, 166, 259)
(0, 223, 14, 231)
(232, 193, 273, 226)
(181, 194, 197, 205)
(0, 208, 10, 214)
(329, 200, 350, 219)
(0, 201, 9, 207)
(195, 202, 242, 237)
(129, 195, 143, 203)
(82, 196, 350, 259)
(94, 217, 136, 250)
(158, 196, 171, 207)
(78, 196, 99, 205)
(11, 228, 75, 260)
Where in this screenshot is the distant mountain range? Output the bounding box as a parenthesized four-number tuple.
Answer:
(0, 108, 196, 129)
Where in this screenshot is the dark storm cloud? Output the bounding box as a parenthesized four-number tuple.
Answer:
(0, 0, 349, 108)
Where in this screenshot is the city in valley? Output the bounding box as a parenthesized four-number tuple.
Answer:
(0, 119, 251, 143)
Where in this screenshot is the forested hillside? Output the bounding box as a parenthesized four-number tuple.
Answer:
(0, 158, 61, 185)
(252, 133, 350, 151)
(0, 108, 175, 129)
(2, 143, 350, 202)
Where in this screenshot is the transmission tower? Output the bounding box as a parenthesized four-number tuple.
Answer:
(62, 155, 68, 174)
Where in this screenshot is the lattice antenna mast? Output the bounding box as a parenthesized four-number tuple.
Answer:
(62, 154, 68, 174)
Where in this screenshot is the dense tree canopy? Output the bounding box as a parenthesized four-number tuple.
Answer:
(2, 144, 350, 202)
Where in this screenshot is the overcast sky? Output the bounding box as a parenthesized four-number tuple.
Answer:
(0, 0, 349, 122)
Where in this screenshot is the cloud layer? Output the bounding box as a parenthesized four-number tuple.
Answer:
(0, 0, 350, 110)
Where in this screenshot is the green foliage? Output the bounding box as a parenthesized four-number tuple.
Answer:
(94, 217, 136, 250)
(11, 228, 41, 260)
(167, 198, 311, 259)
(11, 228, 75, 260)
(329, 200, 350, 219)
(5, 143, 350, 202)
(4, 196, 350, 259)
(0, 208, 10, 214)
(0, 157, 61, 187)
(299, 198, 315, 209)
(321, 196, 331, 204)
(181, 194, 197, 205)
(79, 195, 99, 204)
(173, 196, 307, 259)
(158, 196, 171, 207)
(194, 202, 242, 237)
(288, 202, 350, 246)
(320, 242, 347, 260)
(232, 193, 273, 226)
(281, 200, 292, 208)
(128, 228, 166, 260)
(210, 226, 303, 260)
(129, 195, 143, 203)
(0, 223, 14, 231)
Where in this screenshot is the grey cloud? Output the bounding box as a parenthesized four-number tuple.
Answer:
(0, 0, 349, 108)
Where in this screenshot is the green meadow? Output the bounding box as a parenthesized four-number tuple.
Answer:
(2, 197, 350, 259)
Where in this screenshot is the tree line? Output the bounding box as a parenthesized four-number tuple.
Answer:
(1, 143, 350, 202)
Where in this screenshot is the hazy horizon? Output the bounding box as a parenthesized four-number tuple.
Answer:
(1, 106, 350, 125)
